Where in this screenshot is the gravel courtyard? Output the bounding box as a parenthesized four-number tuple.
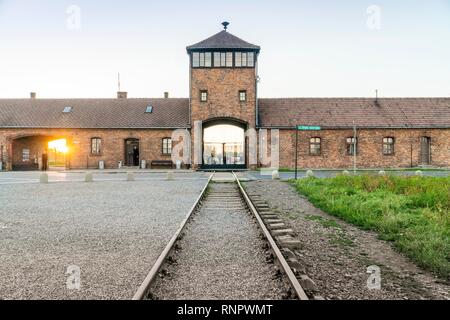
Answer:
(0, 177, 209, 300)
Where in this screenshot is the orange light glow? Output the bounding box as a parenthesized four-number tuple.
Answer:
(48, 139, 68, 153)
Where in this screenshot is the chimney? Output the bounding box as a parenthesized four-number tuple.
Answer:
(117, 91, 127, 99)
(30, 92, 36, 99)
(164, 92, 169, 99)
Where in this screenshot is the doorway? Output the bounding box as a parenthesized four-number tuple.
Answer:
(125, 139, 140, 167)
(420, 137, 431, 165)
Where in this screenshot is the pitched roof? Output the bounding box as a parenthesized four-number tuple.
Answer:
(187, 31, 260, 52)
(1, 97, 449, 130)
(258, 98, 450, 129)
(0, 98, 190, 129)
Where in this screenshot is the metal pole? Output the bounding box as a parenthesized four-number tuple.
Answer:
(295, 128, 299, 180)
(353, 121, 357, 174)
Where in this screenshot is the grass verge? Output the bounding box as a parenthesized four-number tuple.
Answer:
(292, 175, 450, 279)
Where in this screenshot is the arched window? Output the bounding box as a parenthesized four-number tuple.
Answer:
(383, 137, 395, 155)
(91, 138, 102, 155)
(309, 137, 321, 156)
(162, 138, 172, 155)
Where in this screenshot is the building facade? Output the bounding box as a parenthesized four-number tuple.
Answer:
(0, 25, 449, 171)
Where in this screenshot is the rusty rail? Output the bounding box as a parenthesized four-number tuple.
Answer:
(233, 172, 309, 300)
(132, 172, 215, 300)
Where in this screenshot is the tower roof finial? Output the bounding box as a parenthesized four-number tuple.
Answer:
(222, 21, 230, 31)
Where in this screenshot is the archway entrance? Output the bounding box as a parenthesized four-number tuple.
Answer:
(11, 135, 69, 171)
(125, 139, 140, 167)
(202, 122, 246, 170)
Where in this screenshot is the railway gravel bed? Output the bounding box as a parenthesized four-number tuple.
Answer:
(150, 182, 290, 300)
(0, 179, 208, 300)
(244, 180, 450, 300)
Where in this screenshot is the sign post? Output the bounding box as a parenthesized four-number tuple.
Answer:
(295, 125, 322, 180)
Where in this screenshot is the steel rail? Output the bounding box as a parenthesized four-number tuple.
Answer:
(233, 172, 309, 300)
(132, 172, 215, 300)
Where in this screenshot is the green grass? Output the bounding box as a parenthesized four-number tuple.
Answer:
(292, 175, 450, 279)
(261, 168, 450, 173)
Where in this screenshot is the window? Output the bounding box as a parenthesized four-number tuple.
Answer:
(309, 138, 321, 156)
(383, 137, 395, 155)
(192, 52, 211, 68)
(200, 90, 208, 102)
(213, 52, 233, 67)
(145, 105, 153, 113)
(91, 138, 102, 155)
(22, 149, 30, 162)
(235, 52, 255, 67)
(239, 90, 247, 102)
(193, 52, 200, 67)
(204, 52, 212, 67)
(162, 138, 172, 155)
(63, 106, 73, 113)
(346, 137, 358, 155)
(214, 52, 222, 67)
(226, 52, 233, 67)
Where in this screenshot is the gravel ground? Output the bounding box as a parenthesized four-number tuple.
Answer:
(151, 182, 289, 300)
(244, 180, 450, 300)
(0, 179, 208, 300)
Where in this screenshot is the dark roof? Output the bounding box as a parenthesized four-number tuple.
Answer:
(187, 31, 260, 52)
(0, 98, 190, 129)
(258, 98, 450, 129)
(1, 97, 449, 130)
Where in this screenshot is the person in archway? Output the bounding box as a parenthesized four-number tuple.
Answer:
(42, 152, 48, 171)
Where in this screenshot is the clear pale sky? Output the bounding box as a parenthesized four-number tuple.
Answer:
(0, 0, 449, 98)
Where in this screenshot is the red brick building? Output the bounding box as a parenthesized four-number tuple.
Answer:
(1, 25, 449, 171)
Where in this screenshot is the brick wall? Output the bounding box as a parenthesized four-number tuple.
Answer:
(277, 128, 450, 169)
(1, 127, 449, 171)
(190, 68, 257, 127)
(0, 128, 181, 170)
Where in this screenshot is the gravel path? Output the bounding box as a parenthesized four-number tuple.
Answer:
(0, 179, 207, 300)
(151, 182, 289, 300)
(244, 180, 450, 300)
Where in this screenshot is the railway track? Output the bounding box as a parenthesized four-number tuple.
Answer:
(133, 172, 310, 300)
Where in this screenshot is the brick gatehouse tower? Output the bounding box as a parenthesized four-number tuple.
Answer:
(187, 22, 260, 170)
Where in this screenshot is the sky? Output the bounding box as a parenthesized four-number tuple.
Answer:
(0, 0, 449, 98)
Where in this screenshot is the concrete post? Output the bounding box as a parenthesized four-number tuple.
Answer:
(272, 170, 280, 180)
(127, 172, 135, 181)
(85, 172, 94, 182)
(40, 173, 49, 184)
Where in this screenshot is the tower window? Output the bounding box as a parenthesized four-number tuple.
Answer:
(192, 52, 212, 68)
(200, 90, 208, 102)
(383, 137, 395, 155)
(235, 52, 255, 67)
(214, 52, 223, 67)
(226, 52, 233, 67)
(213, 52, 234, 67)
(309, 138, 321, 156)
(239, 91, 247, 102)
